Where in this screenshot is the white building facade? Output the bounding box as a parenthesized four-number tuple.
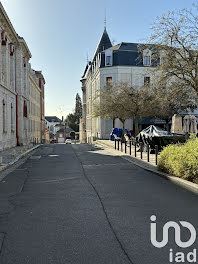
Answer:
(80, 29, 155, 143)
(0, 3, 19, 150)
(45, 116, 62, 136)
(0, 2, 45, 151)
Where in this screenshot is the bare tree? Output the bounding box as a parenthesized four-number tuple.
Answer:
(118, 84, 154, 135)
(93, 82, 153, 136)
(148, 84, 197, 131)
(144, 5, 198, 94)
(93, 84, 119, 128)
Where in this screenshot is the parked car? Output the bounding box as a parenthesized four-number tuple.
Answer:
(65, 139, 72, 144)
(50, 139, 57, 144)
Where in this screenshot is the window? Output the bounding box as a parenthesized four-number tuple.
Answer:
(106, 77, 112, 86)
(24, 100, 28, 118)
(144, 76, 150, 86)
(143, 56, 151, 66)
(106, 56, 112, 66)
(2, 99, 6, 133)
(11, 103, 14, 132)
(87, 102, 89, 115)
(160, 56, 167, 65)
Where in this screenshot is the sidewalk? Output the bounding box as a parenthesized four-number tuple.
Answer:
(95, 140, 157, 169)
(0, 144, 40, 173)
(94, 140, 198, 194)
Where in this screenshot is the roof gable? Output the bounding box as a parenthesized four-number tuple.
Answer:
(91, 28, 112, 62)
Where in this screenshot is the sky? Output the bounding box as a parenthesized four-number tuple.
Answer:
(1, 0, 196, 119)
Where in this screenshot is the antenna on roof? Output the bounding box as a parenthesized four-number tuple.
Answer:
(104, 8, 107, 31)
(87, 52, 89, 64)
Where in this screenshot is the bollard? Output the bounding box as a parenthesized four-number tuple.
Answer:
(130, 141, 132, 155)
(115, 139, 116, 150)
(147, 144, 150, 162)
(118, 140, 120, 151)
(135, 141, 137, 157)
(121, 141, 123, 152)
(140, 143, 143, 159)
(125, 141, 127, 153)
(155, 145, 158, 165)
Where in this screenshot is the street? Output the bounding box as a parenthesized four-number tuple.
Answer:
(0, 144, 197, 264)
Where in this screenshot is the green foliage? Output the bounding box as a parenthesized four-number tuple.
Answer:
(158, 135, 198, 183)
(65, 93, 82, 132)
(75, 93, 82, 120)
(93, 82, 153, 135)
(65, 113, 79, 132)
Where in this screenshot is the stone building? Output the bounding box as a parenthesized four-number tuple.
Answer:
(29, 68, 42, 144)
(80, 28, 198, 143)
(16, 36, 32, 146)
(0, 2, 45, 150)
(35, 71, 46, 143)
(45, 116, 62, 137)
(80, 28, 156, 143)
(0, 2, 19, 150)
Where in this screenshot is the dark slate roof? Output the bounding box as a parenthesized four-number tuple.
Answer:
(56, 127, 75, 133)
(81, 36, 158, 81)
(110, 42, 139, 51)
(66, 127, 75, 133)
(57, 128, 64, 133)
(91, 28, 112, 62)
(100, 42, 158, 67)
(45, 116, 61, 122)
(81, 29, 112, 79)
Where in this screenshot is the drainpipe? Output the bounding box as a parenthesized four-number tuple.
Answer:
(15, 46, 19, 146)
(16, 94, 19, 145)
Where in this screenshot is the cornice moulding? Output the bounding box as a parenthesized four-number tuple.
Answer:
(0, 3, 19, 45)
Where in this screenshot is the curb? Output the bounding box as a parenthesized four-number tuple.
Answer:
(0, 145, 40, 173)
(94, 141, 198, 195)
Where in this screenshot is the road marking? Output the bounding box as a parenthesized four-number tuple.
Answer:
(29, 156, 41, 160)
(48, 155, 59, 157)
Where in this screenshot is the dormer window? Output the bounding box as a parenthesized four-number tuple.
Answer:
(105, 49, 113, 66)
(143, 56, 151, 66)
(106, 56, 112, 66)
(160, 50, 166, 65)
(143, 48, 152, 66)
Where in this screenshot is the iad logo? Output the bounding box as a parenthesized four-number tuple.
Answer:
(150, 215, 197, 263)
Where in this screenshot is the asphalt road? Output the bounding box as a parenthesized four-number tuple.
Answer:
(0, 144, 197, 264)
